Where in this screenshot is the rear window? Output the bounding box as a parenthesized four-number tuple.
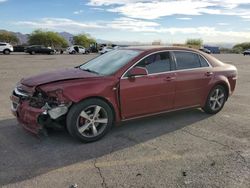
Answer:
(199, 55, 209, 67)
(174, 51, 201, 70)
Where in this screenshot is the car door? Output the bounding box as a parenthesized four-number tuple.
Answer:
(120, 51, 176, 119)
(173, 51, 213, 109)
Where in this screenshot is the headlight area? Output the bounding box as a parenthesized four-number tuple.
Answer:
(31, 88, 72, 130)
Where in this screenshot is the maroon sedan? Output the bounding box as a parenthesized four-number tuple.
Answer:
(10, 47, 237, 142)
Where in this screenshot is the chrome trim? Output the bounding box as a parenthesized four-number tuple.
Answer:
(14, 87, 29, 97)
(121, 105, 200, 122)
(121, 50, 212, 79)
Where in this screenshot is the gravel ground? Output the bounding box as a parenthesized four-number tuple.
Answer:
(0, 53, 249, 188)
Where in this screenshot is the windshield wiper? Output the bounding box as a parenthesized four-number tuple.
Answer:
(81, 68, 100, 75)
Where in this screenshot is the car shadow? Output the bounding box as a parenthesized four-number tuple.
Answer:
(0, 108, 211, 185)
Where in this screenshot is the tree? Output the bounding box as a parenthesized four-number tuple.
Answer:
(0, 31, 19, 44)
(28, 30, 68, 48)
(73, 34, 96, 48)
(185, 38, 203, 47)
(233, 42, 250, 51)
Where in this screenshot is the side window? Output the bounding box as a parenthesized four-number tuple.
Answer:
(174, 51, 201, 70)
(199, 55, 209, 67)
(136, 52, 171, 74)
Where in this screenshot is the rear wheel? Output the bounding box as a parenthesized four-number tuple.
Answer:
(203, 85, 227, 114)
(67, 98, 114, 142)
(31, 51, 35, 55)
(3, 49, 10, 55)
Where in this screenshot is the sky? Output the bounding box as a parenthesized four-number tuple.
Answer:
(0, 0, 250, 44)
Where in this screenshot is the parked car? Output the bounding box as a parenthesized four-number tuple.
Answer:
(66, 45, 87, 54)
(203, 45, 220, 54)
(99, 46, 114, 54)
(199, 48, 211, 54)
(243, 49, 250, 56)
(13, 45, 27, 52)
(25, 45, 55, 55)
(10, 47, 237, 142)
(0, 42, 14, 54)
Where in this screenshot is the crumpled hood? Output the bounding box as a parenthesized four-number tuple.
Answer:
(21, 68, 98, 87)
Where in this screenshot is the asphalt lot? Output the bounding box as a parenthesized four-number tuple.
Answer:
(0, 53, 250, 188)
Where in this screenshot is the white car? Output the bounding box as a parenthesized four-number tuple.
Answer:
(0, 42, 14, 55)
(66, 45, 86, 54)
(99, 46, 114, 54)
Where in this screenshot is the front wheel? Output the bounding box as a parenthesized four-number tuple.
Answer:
(66, 99, 114, 142)
(3, 49, 10, 55)
(203, 85, 227, 114)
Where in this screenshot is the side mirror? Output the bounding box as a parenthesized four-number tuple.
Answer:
(128, 67, 148, 78)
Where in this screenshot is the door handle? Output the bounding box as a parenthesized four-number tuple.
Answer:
(164, 76, 176, 81)
(205, 72, 213, 77)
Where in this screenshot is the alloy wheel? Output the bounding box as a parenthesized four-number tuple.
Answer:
(209, 88, 225, 111)
(77, 105, 108, 138)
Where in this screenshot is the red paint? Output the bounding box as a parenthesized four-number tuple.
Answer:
(11, 47, 237, 134)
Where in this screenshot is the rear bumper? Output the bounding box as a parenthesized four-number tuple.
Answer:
(11, 101, 45, 134)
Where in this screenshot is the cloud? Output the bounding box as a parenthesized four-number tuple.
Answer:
(176, 17, 192, 20)
(108, 17, 159, 32)
(15, 18, 103, 33)
(108, 1, 214, 20)
(217, 22, 229, 26)
(14, 17, 250, 42)
(87, 0, 150, 6)
(0, 0, 8, 2)
(87, 0, 250, 20)
(73, 10, 83, 15)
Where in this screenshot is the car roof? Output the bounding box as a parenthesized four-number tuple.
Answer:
(123, 45, 202, 53)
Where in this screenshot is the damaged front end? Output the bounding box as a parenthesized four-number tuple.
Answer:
(10, 84, 72, 135)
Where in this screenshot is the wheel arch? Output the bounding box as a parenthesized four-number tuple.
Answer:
(211, 81, 230, 100)
(73, 96, 118, 123)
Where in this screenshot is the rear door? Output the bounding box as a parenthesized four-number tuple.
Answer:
(120, 51, 176, 119)
(173, 51, 213, 108)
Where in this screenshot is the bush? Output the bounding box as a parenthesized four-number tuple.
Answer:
(233, 42, 250, 52)
(73, 34, 96, 48)
(28, 30, 68, 48)
(0, 31, 19, 44)
(185, 38, 203, 46)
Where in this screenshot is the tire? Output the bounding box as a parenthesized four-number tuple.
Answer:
(71, 50, 76, 54)
(66, 98, 114, 142)
(31, 51, 35, 55)
(49, 51, 54, 55)
(3, 49, 10, 55)
(202, 85, 227, 114)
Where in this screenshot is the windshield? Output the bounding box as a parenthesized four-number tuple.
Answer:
(79, 49, 140, 75)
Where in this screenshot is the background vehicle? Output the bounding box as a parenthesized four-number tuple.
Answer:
(243, 49, 250, 56)
(66, 45, 87, 54)
(99, 46, 114, 54)
(10, 47, 237, 142)
(199, 48, 211, 54)
(0, 42, 14, 54)
(13, 45, 27, 52)
(25, 45, 55, 55)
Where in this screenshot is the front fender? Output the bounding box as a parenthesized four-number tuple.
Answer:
(39, 77, 122, 122)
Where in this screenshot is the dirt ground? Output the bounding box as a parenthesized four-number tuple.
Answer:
(0, 53, 249, 188)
